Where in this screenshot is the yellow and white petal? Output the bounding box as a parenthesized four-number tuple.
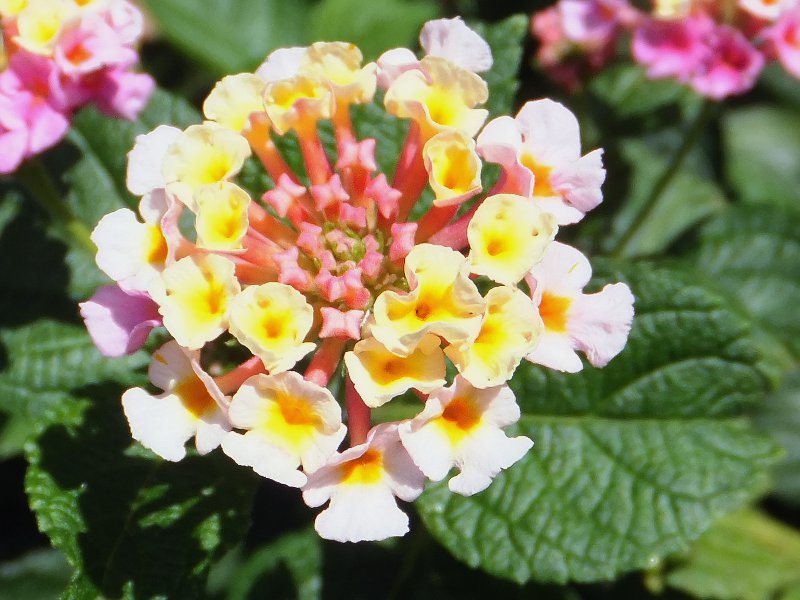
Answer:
(203, 73, 267, 133)
(344, 334, 446, 408)
(525, 242, 634, 372)
(14, 0, 73, 55)
(123, 341, 229, 461)
(226, 371, 345, 472)
(516, 99, 582, 166)
(423, 129, 482, 207)
(162, 123, 251, 211)
(194, 181, 251, 250)
(468, 194, 557, 285)
(302, 42, 377, 105)
(151, 254, 241, 350)
(0, 0, 28, 19)
(420, 17, 492, 73)
(445, 286, 542, 388)
(399, 376, 532, 496)
(222, 431, 308, 487)
(91, 208, 166, 292)
(263, 74, 334, 135)
(371, 243, 485, 356)
(228, 282, 315, 373)
(126, 125, 182, 196)
(121, 387, 198, 462)
(255, 46, 307, 82)
(385, 56, 488, 139)
(147, 339, 194, 391)
(302, 424, 425, 542)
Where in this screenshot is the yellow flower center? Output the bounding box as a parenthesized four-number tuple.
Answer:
(175, 376, 217, 419)
(539, 292, 572, 333)
(340, 449, 384, 485)
(436, 396, 481, 444)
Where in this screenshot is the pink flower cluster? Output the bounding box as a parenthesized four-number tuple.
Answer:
(532, 0, 800, 99)
(0, 0, 154, 174)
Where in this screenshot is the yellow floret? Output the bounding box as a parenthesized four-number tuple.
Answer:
(371, 243, 485, 356)
(423, 129, 482, 206)
(385, 56, 488, 140)
(468, 194, 557, 285)
(151, 254, 241, 350)
(446, 286, 542, 388)
(344, 334, 446, 407)
(194, 182, 251, 251)
(229, 282, 316, 373)
(203, 73, 267, 133)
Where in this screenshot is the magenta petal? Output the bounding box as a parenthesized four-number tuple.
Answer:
(79, 285, 162, 357)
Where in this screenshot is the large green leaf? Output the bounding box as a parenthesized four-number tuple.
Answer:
(722, 105, 800, 208)
(694, 204, 800, 368)
(665, 508, 800, 600)
(606, 139, 726, 258)
(416, 264, 779, 584)
(310, 0, 439, 61)
(142, 0, 310, 75)
(25, 393, 257, 599)
(0, 320, 146, 459)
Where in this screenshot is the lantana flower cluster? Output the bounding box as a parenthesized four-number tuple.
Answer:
(533, 0, 800, 99)
(0, 0, 153, 174)
(80, 18, 634, 543)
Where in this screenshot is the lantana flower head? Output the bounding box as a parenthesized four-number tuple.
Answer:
(0, 0, 153, 173)
(532, 0, 800, 98)
(82, 18, 634, 543)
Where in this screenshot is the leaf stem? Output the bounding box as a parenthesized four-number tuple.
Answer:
(610, 101, 716, 258)
(14, 158, 95, 252)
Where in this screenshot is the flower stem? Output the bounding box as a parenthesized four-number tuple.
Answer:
(14, 158, 95, 252)
(609, 101, 715, 258)
(345, 373, 370, 446)
(305, 337, 346, 388)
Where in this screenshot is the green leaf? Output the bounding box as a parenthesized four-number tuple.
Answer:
(142, 0, 311, 75)
(0, 320, 147, 458)
(722, 105, 800, 208)
(25, 393, 258, 599)
(665, 508, 800, 600)
(754, 371, 800, 506)
(606, 138, 726, 257)
(694, 204, 800, 368)
(310, 0, 439, 61)
(0, 549, 72, 600)
(416, 264, 779, 584)
(226, 529, 322, 600)
(589, 63, 688, 118)
(473, 14, 528, 119)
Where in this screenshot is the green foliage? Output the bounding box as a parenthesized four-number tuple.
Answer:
(694, 204, 800, 367)
(0, 318, 146, 458)
(416, 264, 779, 584)
(141, 0, 311, 74)
(607, 138, 726, 257)
(25, 394, 257, 599)
(472, 15, 529, 118)
(589, 64, 689, 118)
(754, 372, 800, 506)
(665, 509, 800, 600)
(721, 106, 800, 208)
(0, 549, 72, 600)
(224, 529, 322, 600)
(310, 0, 439, 60)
